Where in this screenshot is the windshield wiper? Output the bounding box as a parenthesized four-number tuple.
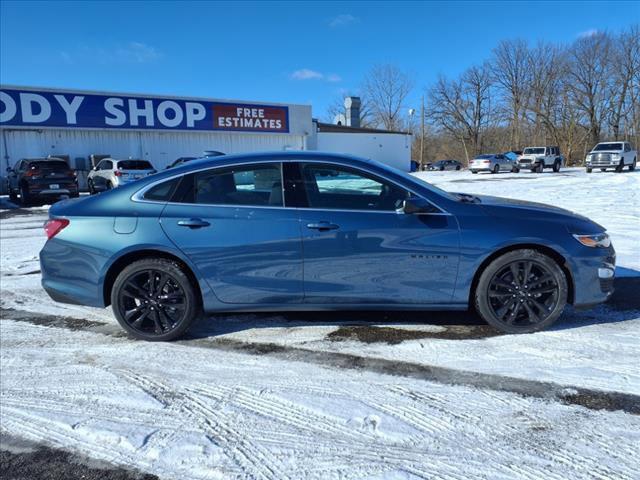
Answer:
(456, 193, 481, 203)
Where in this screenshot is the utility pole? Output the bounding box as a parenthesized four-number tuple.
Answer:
(420, 95, 425, 169)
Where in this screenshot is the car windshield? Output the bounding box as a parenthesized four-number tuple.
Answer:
(118, 160, 153, 170)
(593, 143, 623, 151)
(30, 160, 69, 170)
(523, 148, 545, 155)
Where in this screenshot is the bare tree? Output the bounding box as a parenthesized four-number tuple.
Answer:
(361, 65, 414, 130)
(492, 39, 531, 149)
(607, 25, 640, 140)
(567, 32, 614, 146)
(428, 63, 495, 163)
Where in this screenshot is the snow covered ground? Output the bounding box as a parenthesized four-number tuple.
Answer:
(1, 168, 639, 479)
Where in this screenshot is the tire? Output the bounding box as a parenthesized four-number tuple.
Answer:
(615, 159, 624, 173)
(536, 162, 544, 173)
(474, 249, 568, 334)
(492, 164, 499, 174)
(9, 185, 18, 202)
(630, 158, 636, 172)
(88, 179, 95, 195)
(111, 258, 201, 341)
(439, 166, 444, 171)
(456, 165, 461, 171)
(600, 168, 607, 172)
(471, 170, 478, 174)
(553, 160, 560, 173)
(19, 184, 31, 206)
(106, 181, 113, 190)
(511, 166, 519, 173)
(586, 167, 592, 173)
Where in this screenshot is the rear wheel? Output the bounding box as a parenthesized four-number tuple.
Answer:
(111, 258, 200, 341)
(511, 166, 519, 173)
(492, 164, 499, 174)
(9, 185, 18, 202)
(474, 249, 568, 334)
(630, 158, 636, 171)
(553, 160, 561, 172)
(106, 181, 113, 190)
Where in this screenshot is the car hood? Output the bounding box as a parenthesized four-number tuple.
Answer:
(474, 194, 605, 233)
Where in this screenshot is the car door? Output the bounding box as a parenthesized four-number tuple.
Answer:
(8, 160, 22, 191)
(291, 161, 460, 305)
(159, 162, 303, 304)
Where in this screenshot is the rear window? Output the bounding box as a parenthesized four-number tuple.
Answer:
(118, 160, 153, 170)
(593, 143, 623, 151)
(143, 177, 180, 201)
(30, 160, 69, 170)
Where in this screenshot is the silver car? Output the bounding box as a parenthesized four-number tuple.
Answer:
(88, 158, 157, 194)
(469, 154, 517, 174)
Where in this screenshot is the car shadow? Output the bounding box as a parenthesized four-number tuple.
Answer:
(186, 273, 639, 342)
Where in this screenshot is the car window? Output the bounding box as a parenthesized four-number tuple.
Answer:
(31, 160, 69, 171)
(300, 163, 410, 212)
(624, 143, 630, 152)
(143, 177, 181, 202)
(175, 163, 283, 207)
(118, 160, 153, 170)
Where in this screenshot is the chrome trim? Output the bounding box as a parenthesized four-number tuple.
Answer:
(131, 158, 451, 215)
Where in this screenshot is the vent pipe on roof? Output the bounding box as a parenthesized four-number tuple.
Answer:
(344, 97, 361, 128)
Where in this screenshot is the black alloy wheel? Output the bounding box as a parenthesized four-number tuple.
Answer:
(475, 249, 567, 333)
(112, 258, 199, 341)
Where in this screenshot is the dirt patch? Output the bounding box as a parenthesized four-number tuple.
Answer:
(327, 324, 501, 344)
(0, 307, 106, 331)
(559, 390, 640, 413)
(0, 436, 157, 480)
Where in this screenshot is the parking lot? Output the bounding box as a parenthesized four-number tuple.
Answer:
(1, 167, 639, 479)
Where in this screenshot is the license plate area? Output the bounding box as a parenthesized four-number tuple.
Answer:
(49, 184, 60, 189)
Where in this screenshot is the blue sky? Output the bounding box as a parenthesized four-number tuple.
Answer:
(1, 1, 638, 118)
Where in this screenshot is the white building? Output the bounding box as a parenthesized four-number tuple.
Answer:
(0, 86, 411, 192)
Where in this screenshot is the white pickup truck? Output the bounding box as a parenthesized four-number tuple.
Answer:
(585, 142, 637, 173)
(517, 146, 565, 173)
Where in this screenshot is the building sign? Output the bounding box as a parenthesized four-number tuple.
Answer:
(0, 87, 289, 133)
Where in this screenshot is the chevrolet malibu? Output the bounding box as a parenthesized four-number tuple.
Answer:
(40, 152, 616, 341)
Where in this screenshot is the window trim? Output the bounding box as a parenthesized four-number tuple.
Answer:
(131, 158, 451, 215)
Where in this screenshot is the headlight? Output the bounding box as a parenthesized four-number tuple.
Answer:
(612, 153, 621, 160)
(573, 233, 611, 248)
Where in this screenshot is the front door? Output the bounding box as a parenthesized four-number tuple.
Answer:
(160, 162, 303, 304)
(291, 162, 460, 304)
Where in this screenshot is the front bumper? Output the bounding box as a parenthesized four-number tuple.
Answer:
(571, 246, 616, 307)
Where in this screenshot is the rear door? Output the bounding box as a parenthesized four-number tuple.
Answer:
(160, 162, 303, 304)
(291, 161, 460, 304)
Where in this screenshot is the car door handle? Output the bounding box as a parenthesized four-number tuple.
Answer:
(306, 221, 339, 231)
(177, 218, 210, 229)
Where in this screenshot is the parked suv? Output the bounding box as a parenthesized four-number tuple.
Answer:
(6, 157, 78, 205)
(88, 159, 157, 194)
(517, 146, 565, 173)
(585, 142, 637, 173)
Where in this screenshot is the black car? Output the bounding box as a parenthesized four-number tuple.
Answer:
(427, 159, 463, 171)
(6, 158, 79, 205)
(166, 151, 226, 169)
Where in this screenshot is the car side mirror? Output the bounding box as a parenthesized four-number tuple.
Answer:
(399, 197, 438, 215)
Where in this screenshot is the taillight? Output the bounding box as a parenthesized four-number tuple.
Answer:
(24, 168, 41, 177)
(114, 170, 122, 177)
(44, 219, 70, 240)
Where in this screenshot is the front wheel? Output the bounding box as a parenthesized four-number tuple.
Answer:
(9, 185, 18, 202)
(586, 167, 592, 173)
(19, 184, 31, 206)
(511, 166, 520, 173)
(615, 159, 625, 173)
(474, 249, 568, 334)
(88, 179, 96, 195)
(536, 163, 544, 173)
(111, 258, 200, 341)
(553, 161, 560, 173)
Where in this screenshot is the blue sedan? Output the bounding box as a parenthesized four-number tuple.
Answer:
(40, 152, 615, 340)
